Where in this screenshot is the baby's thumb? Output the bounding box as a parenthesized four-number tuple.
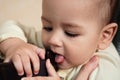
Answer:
(46, 59, 58, 77)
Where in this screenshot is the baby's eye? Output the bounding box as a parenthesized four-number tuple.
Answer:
(43, 26, 53, 32)
(65, 31, 79, 37)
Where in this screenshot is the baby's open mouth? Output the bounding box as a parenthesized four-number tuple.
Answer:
(45, 48, 65, 70)
(45, 49, 65, 63)
(55, 54, 65, 64)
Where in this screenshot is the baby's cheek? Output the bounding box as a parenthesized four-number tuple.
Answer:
(67, 54, 90, 66)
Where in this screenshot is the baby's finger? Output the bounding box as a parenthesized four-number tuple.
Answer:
(4, 52, 13, 62)
(21, 59, 58, 80)
(46, 59, 58, 77)
(21, 59, 60, 80)
(35, 47, 45, 59)
(4, 57, 10, 62)
(20, 53, 32, 77)
(28, 51, 40, 75)
(75, 56, 99, 80)
(30, 46, 45, 75)
(12, 54, 24, 76)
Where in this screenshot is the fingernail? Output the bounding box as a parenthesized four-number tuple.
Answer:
(18, 72, 24, 76)
(34, 71, 38, 75)
(21, 78, 25, 80)
(47, 59, 50, 63)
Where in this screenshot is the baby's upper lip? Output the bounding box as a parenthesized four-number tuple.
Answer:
(51, 49, 62, 55)
(45, 47, 64, 56)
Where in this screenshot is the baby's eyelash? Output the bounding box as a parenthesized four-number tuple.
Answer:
(43, 27, 53, 32)
(65, 31, 79, 37)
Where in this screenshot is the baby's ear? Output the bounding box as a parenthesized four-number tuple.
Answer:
(98, 23, 118, 50)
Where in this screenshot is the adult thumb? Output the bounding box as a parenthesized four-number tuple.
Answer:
(75, 56, 99, 80)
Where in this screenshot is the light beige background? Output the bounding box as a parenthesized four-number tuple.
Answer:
(0, 0, 42, 28)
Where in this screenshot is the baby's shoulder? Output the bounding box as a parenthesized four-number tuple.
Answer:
(91, 43, 120, 80)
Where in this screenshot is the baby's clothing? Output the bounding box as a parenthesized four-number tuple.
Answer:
(57, 44, 120, 80)
(0, 21, 120, 80)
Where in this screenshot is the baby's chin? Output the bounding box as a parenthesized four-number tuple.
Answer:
(57, 60, 75, 70)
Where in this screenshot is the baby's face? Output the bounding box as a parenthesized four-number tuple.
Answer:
(41, 0, 103, 69)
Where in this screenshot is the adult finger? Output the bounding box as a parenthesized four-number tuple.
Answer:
(75, 56, 99, 80)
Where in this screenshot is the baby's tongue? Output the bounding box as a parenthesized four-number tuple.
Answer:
(55, 54, 64, 63)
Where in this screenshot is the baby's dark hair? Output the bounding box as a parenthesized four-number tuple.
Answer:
(112, 0, 120, 52)
(111, 0, 120, 23)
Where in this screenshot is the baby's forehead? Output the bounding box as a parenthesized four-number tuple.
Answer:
(43, 0, 111, 25)
(43, 0, 105, 11)
(43, 0, 102, 11)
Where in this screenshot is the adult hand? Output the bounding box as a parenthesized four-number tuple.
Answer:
(75, 56, 99, 80)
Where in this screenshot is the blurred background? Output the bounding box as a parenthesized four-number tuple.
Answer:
(0, 0, 42, 28)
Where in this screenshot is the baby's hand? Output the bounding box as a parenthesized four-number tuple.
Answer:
(21, 56, 99, 80)
(21, 59, 61, 80)
(0, 38, 45, 77)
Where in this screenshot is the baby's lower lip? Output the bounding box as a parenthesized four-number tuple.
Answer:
(55, 54, 64, 64)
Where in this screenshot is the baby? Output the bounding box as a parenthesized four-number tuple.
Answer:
(0, 0, 120, 80)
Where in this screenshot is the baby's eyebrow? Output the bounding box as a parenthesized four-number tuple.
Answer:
(41, 16, 51, 23)
(61, 22, 82, 29)
(41, 16, 83, 29)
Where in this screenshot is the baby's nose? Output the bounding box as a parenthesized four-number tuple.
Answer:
(48, 33, 62, 47)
